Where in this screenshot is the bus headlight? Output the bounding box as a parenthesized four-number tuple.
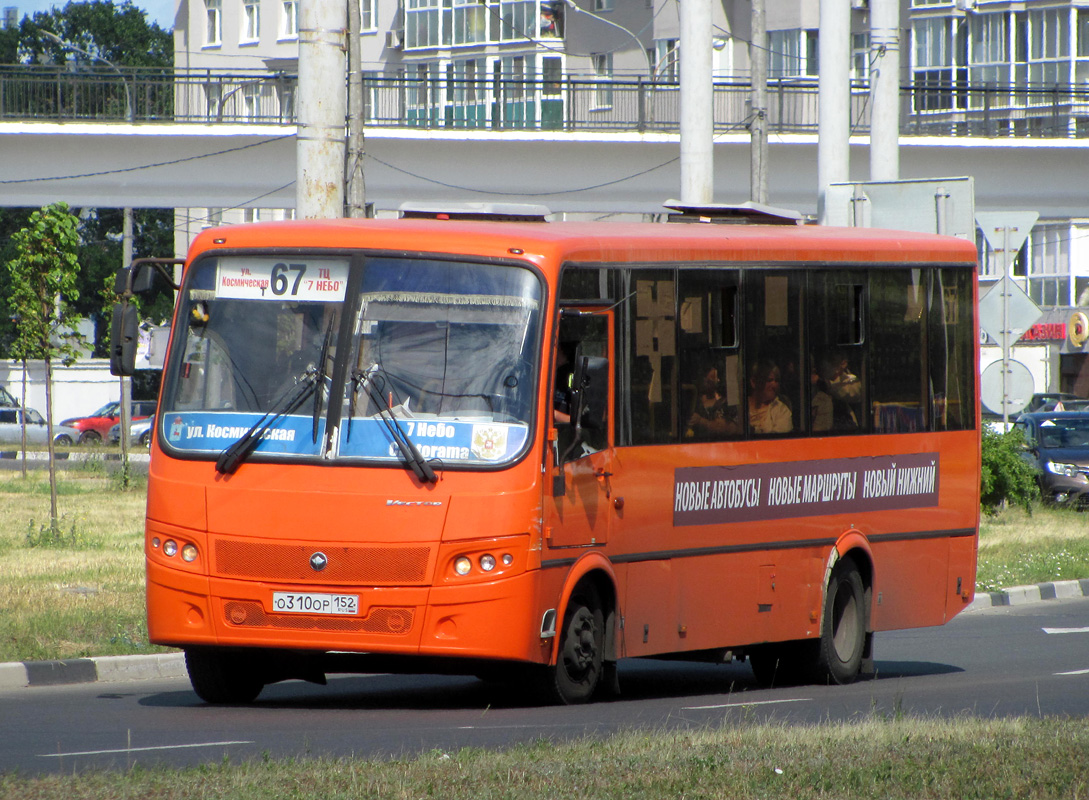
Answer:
(163, 539, 178, 557)
(181, 543, 199, 562)
(479, 554, 496, 572)
(454, 557, 472, 576)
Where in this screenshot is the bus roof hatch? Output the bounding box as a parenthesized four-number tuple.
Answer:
(663, 200, 803, 226)
(398, 202, 552, 222)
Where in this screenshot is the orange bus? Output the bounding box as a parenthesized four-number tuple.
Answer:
(111, 206, 980, 704)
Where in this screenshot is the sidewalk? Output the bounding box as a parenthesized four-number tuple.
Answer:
(2, 578, 1088, 691)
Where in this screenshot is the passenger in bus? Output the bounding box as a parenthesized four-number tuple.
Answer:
(820, 352, 861, 431)
(748, 359, 792, 434)
(686, 364, 739, 439)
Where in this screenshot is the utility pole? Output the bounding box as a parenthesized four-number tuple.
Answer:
(680, 0, 713, 204)
(750, 0, 768, 204)
(817, 0, 850, 223)
(345, 0, 366, 217)
(869, 0, 900, 181)
(297, 0, 346, 219)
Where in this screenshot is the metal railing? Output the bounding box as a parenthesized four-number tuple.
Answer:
(4, 66, 1089, 139)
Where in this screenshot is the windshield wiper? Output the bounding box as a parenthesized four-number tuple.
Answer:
(215, 369, 318, 475)
(351, 365, 437, 484)
(312, 319, 335, 444)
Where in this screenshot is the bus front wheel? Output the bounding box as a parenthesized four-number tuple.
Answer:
(544, 583, 605, 704)
(814, 557, 867, 685)
(185, 647, 265, 704)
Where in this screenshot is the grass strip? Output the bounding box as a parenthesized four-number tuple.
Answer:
(2, 717, 1087, 799)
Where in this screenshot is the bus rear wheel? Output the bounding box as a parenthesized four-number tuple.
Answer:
(814, 557, 867, 685)
(185, 647, 265, 704)
(544, 583, 605, 705)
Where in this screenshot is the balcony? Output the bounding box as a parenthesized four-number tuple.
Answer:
(3, 66, 1089, 139)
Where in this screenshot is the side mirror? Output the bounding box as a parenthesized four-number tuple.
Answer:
(109, 302, 139, 376)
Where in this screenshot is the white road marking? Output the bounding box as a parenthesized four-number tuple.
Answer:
(39, 741, 253, 758)
(1056, 669, 1089, 676)
(1043, 627, 1089, 634)
(682, 698, 810, 711)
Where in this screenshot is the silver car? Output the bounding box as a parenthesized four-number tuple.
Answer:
(0, 407, 80, 446)
(107, 417, 154, 447)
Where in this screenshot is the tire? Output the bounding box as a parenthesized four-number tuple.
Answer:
(139, 430, 152, 447)
(543, 583, 605, 704)
(813, 557, 867, 685)
(184, 648, 265, 704)
(78, 430, 101, 445)
(54, 434, 73, 447)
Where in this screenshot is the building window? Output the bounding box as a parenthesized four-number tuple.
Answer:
(594, 0, 613, 10)
(500, 0, 534, 42)
(242, 0, 260, 42)
(280, 0, 297, 37)
(969, 11, 1011, 86)
(205, 0, 222, 46)
(453, 0, 487, 44)
(654, 38, 678, 82)
(851, 32, 870, 81)
(406, 0, 441, 48)
(769, 29, 818, 78)
(592, 52, 613, 108)
(360, 0, 375, 31)
(1027, 223, 1071, 307)
(1028, 7, 1070, 86)
(912, 15, 966, 111)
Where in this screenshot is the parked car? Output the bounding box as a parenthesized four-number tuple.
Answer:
(0, 385, 18, 408)
(1014, 411, 1089, 507)
(107, 417, 154, 447)
(0, 407, 80, 446)
(59, 400, 157, 445)
(1019, 392, 1080, 416)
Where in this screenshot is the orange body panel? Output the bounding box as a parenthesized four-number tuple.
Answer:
(145, 217, 980, 670)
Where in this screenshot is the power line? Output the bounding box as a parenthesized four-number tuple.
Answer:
(0, 135, 292, 185)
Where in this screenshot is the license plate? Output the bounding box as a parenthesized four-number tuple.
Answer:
(271, 591, 359, 616)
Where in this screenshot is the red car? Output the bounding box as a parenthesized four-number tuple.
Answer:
(60, 400, 157, 444)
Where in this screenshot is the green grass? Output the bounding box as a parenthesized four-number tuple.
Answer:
(976, 503, 1089, 592)
(0, 465, 169, 663)
(3, 717, 1089, 798)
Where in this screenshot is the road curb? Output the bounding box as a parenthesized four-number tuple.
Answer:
(0, 653, 185, 690)
(967, 578, 1089, 611)
(2, 580, 1087, 690)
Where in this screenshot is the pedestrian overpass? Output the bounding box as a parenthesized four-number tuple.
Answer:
(3, 120, 1089, 227)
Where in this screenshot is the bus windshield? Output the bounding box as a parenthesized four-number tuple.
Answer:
(159, 254, 541, 468)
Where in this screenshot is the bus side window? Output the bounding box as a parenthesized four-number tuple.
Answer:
(870, 270, 926, 433)
(628, 271, 677, 445)
(679, 269, 741, 441)
(744, 271, 802, 435)
(556, 311, 610, 459)
(808, 271, 866, 435)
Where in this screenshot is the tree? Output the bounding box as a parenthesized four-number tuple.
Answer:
(15, 0, 172, 69)
(0, 2, 174, 358)
(7, 202, 86, 531)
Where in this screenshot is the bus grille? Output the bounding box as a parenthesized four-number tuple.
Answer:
(213, 540, 432, 585)
(223, 601, 414, 635)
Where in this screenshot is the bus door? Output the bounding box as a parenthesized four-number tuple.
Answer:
(547, 308, 614, 549)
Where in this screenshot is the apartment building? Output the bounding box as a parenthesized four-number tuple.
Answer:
(171, 0, 1089, 395)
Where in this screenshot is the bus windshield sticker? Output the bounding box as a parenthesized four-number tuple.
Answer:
(216, 257, 350, 302)
(164, 411, 323, 456)
(674, 453, 940, 526)
(337, 418, 528, 464)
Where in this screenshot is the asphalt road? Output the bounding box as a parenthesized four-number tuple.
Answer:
(2, 597, 1087, 776)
